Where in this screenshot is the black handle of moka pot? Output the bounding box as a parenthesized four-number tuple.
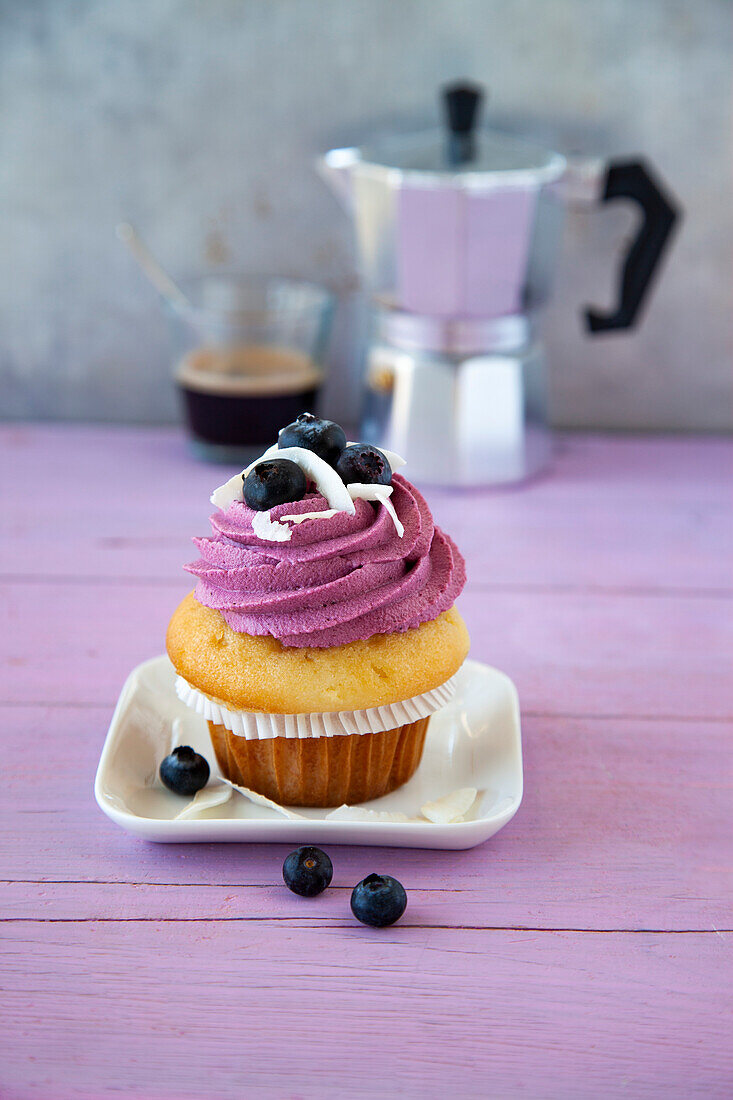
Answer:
(584, 158, 680, 333)
(443, 82, 484, 167)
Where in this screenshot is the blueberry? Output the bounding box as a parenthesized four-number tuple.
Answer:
(282, 846, 333, 897)
(335, 444, 392, 486)
(350, 873, 407, 927)
(159, 746, 210, 796)
(243, 458, 307, 511)
(278, 413, 347, 467)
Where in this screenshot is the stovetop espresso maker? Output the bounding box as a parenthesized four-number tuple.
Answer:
(319, 83, 680, 484)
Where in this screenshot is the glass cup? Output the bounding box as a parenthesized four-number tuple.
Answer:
(169, 275, 334, 463)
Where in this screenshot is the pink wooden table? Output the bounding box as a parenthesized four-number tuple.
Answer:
(1, 425, 731, 1099)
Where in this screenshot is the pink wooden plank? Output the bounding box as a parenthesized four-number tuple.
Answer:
(550, 433, 733, 504)
(2, 426, 731, 590)
(3, 425, 730, 508)
(1, 581, 730, 718)
(429, 494, 733, 592)
(5, 489, 729, 592)
(3, 875, 731, 928)
(2, 706, 730, 930)
(1, 426, 211, 579)
(457, 587, 733, 720)
(1, 424, 731, 1100)
(0, 922, 730, 1100)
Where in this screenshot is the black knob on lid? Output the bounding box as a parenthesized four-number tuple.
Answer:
(443, 82, 483, 132)
(442, 81, 484, 167)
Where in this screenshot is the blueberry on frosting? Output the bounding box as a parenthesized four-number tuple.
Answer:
(336, 444, 392, 486)
(278, 413, 347, 467)
(243, 459, 307, 511)
(193, 421, 466, 647)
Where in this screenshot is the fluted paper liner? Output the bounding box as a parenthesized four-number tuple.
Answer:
(174, 674, 457, 740)
(208, 715, 430, 807)
(174, 671, 460, 807)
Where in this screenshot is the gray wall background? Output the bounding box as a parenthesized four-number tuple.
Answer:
(1, 0, 731, 431)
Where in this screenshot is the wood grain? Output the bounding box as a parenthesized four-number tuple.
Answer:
(2, 707, 730, 930)
(1, 425, 732, 1099)
(3, 429, 731, 591)
(2, 581, 731, 718)
(0, 922, 730, 1100)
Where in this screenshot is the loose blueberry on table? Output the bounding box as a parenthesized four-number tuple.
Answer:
(336, 443, 392, 486)
(243, 458, 308, 511)
(282, 846, 334, 897)
(278, 412, 347, 467)
(351, 873, 407, 927)
(159, 746, 210, 796)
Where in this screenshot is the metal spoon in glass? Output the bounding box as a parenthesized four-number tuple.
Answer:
(116, 222, 191, 315)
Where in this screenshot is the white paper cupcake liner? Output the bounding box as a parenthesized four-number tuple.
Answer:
(174, 673, 458, 741)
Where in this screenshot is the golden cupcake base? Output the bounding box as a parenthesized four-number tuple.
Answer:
(167, 592, 469, 714)
(208, 717, 429, 808)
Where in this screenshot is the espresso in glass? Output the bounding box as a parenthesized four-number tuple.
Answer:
(177, 345, 322, 452)
(169, 277, 333, 463)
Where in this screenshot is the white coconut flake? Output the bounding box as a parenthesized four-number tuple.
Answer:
(219, 777, 307, 819)
(244, 445, 355, 515)
(251, 510, 294, 542)
(379, 495, 405, 538)
(211, 444, 356, 518)
(211, 441, 406, 514)
(348, 483, 404, 537)
(174, 784, 233, 820)
(210, 471, 245, 511)
(420, 787, 478, 824)
(325, 804, 411, 823)
(280, 508, 340, 524)
(212, 441, 407, 541)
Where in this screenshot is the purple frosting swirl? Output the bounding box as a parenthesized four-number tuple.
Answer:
(186, 474, 466, 647)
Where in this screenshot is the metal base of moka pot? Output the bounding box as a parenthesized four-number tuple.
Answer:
(362, 307, 552, 487)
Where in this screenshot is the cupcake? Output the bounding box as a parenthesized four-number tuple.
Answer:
(167, 413, 469, 807)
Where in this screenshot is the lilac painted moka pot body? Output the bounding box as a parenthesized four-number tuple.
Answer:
(319, 128, 568, 321)
(318, 87, 679, 485)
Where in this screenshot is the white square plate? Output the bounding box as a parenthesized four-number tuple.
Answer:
(95, 656, 522, 850)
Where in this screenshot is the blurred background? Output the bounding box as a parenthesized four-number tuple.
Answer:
(1, 0, 730, 433)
